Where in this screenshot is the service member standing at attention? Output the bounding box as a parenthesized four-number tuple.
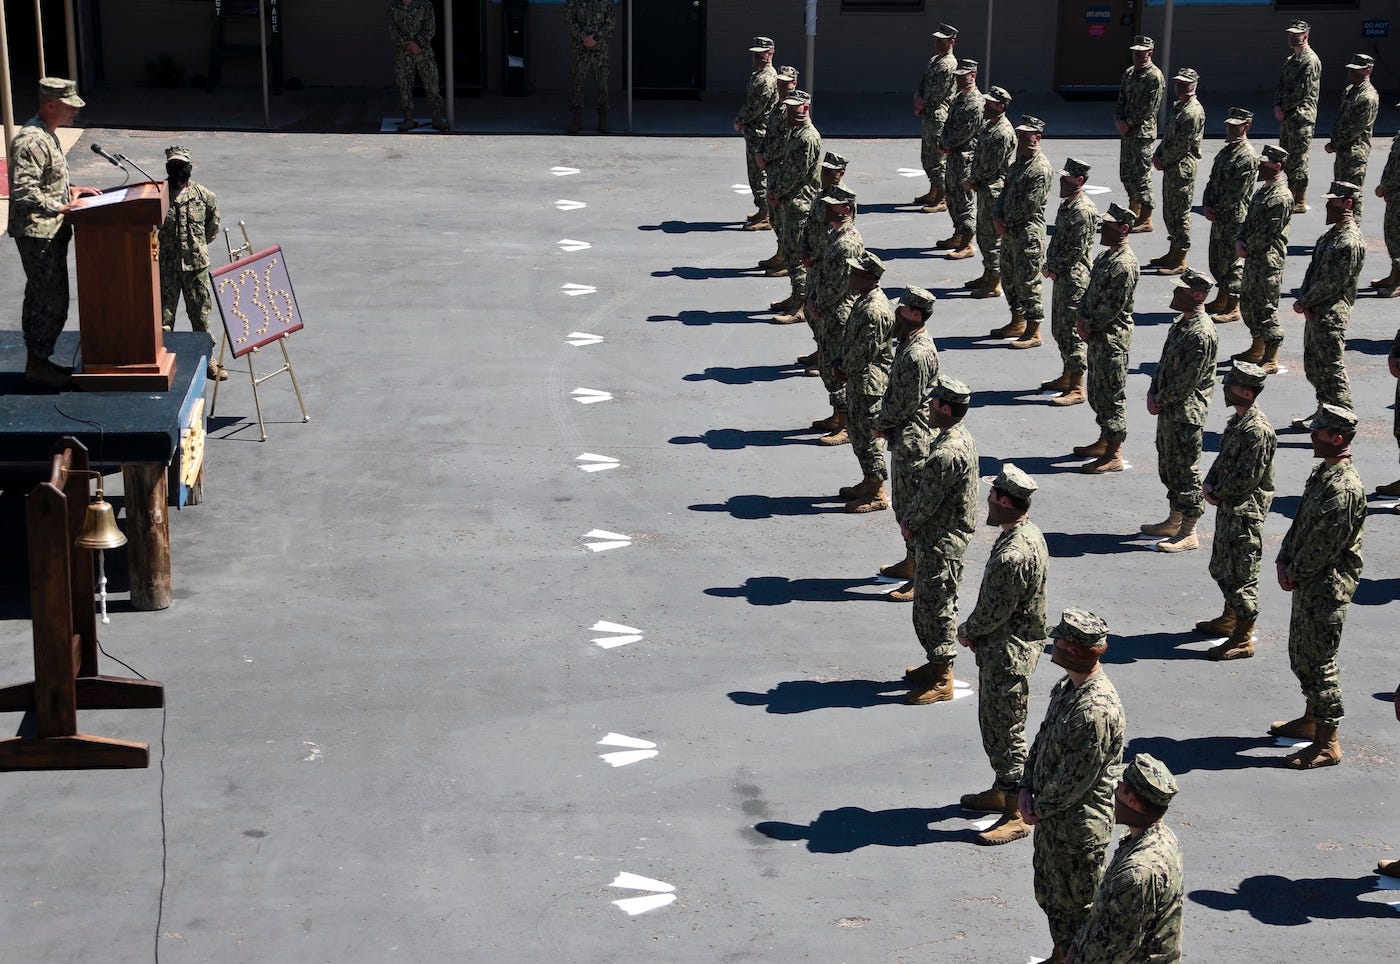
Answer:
(913, 24, 959, 212)
(735, 37, 778, 230)
(1233, 144, 1293, 372)
(1074, 203, 1141, 474)
(1371, 114, 1400, 296)
(1290, 181, 1366, 429)
(767, 91, 823, 322)
(1114, 36, 1165, 234)
(993, 115, 1053, 347)
(964, 86, 1016, 299)
(1275, 20, 1322, 213)
(1148, 67, 1204, 274)
(1199, 361, 1276, 661)
(1271, 404, 1365, 771)
(755, 66, 800, 271)
(1201, 109, 1259, 324)
(389, 0, 446, 132)
(900, 375, 978, 705)
(1325, 54, 1380, 220)
(1041, 158, 1100, 406)
(159, 146, 225, 380)
(1143, 269, 1219, 553)
(1019, 609, 1126, 964)
(1066, 754, 1184, 964)
(7, 77, 99, 388)
(835, 253, 896, 513)
(937, 60, 983, 259)
(565, 0, 616, 134)
(955, 464, 1049, 846)
(805, 185, 865, 444)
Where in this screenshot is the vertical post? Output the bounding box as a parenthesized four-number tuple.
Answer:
(983, 0, 993, 89)
(32, 0, 46, 77)
(0, 2, 14, 154)
(626, 0, 633, 133)
(445, 0, 455, 129)
(27, 483, 78, 738)
(122, 465, 172, 611)
(64, 0, 77, 81)
(258, 0, 270, 127)
(804, 0, 816, 96)
(1160, 0, 1174, 130)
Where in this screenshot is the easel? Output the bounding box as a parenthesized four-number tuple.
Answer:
(208, 221, 310, 441)
(0, 438, 164, 770)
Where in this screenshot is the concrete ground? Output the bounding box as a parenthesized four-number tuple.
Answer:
(1, 127, 1399, 962)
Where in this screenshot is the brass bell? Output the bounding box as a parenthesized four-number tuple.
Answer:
(76, 497, 128, 550)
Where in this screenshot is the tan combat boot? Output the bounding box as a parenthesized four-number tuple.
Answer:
(1231, 337, 1265, 362)
(1156, 514, 1199, 552)
(1269, 701, 1316, 740)
(978, 795, 1032, 846)
(888, 581, 915, 602)
(990, 312, 1027, 339)
(745, 210, 772, 232)
(961, 270, 990, 291)
(1051, 373, 1086, 406)
(1377, 860, 1400, 878)
(904, 661, 936, 682)
(757, 249, 785, 270)
(1208, 617, 1255, 661)
(1128, 198, 1143, 223)
(1259, 341, 1282, 375)
(905, 660, 954, 704)
(1082, 440, 1124, 474)
(1131, 205, 1155, 233)
(1375, 480, 1400, 497)
(1291, 185, 1308, 214)
(1211, 294, 1241, 323)
(934, 232, 962, 250)
(772, 306, 807, 325)
(959, 786, 1006, 813)
(1140, 508, 1183, 537)
(914, 181, 937, 205)
(922, 186, 948, 214)
(1194, 604, 1236, 637)
(971, 273, 1003, 299)
(811, 410, 841, 432)
(839, 476, 875, 499)
(1286, 724, 1342, 770)
(1204, 290, 1229, 314)
(846, 482, 888, 513)
(881, 552, 915, 581)
(770, 293, 800, 312)
(1370, 264, 1400, 289)
(1040, 368, 1073, 392)
(947, 233, 976, 259)
(1148, 242, 1181, 269)
(1072, 435, 1108, 457)
(1009, 320, 1042, 349)
(818, 412, 849, 446)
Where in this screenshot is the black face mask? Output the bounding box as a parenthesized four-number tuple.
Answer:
(166, 160, 192, 187)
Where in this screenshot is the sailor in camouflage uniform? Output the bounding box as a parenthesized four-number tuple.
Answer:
(1114, 36, 1165, 233)
(389, 0, 446, 132)
(805, 185, 865, 444)
(937, 60, 982, 259)
(956, 464, 1049, 847)
(1199, 361, 1276, 661)
(1275, 21, 1322, 212)
(767, 91, 823, 321)
(913, 24, 959, 212)
(755, 66, 800, 269)
(1041, 158, 1099, 406)
(835, 252, 896, 514)
(566, 0, 617, 133)
(1270, 404, 1365, 771)
(1148, 67, 1204, 273)
(1372, 109, 1400, 295)
(1325, 54, 1379, 220)
(1379, 333, 1400, 497)
(1233, 144, 1293, 372)
(1067, 754, 1184, 964)
(1019, 609, 1126, 964)
(1290, 181, 1366, 428)
(1200, 109, 1259, 324)
(735, 37, 778, 229)
(1074, 203, 1141, 474)
(159, 146, 224, 379)
(965, 86, 1015, 298)
(993, 115, 1053, 347)
(900, 375, 978, 705)
(1143, 269, 1218, 553)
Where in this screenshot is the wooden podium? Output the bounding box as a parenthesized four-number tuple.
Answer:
(67, 181, 176, 391)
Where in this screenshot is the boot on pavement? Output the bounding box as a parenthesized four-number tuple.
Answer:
(818, 412, 849, 446)
(1259, 341, 1282, 375)
(1378, 860, 1400, 878)
(959, 786, 1006, 813)
(880, 552, 915, 581)
(757, 249, 785, 270)
(1286, 723, 1342, 769)
(1232, 336, 1265, 363)
(1211, 294, 1241, 323)
(811, 410, 841, 432)
(846, 482, 889, 513)
(990, 312, 1027, 339)
(961, 270, 990, 291)
(1130, 206, 1155, 233)
(1141, 508, 1183, 537)
(1009, 320, 1042, 349)
(914, 181, 937, 205)
(1051, 373, 1086, 406)
(1291, 186, 1308, 214)
(1375, 480, 1400, 497)
(1194, 604, 1236, 637)
(922, 186, 948, 214)
(1371, 264, 1400, 289)
(1270, 701, 1316, 740)
(947, 233, 976, 259)
(1148, 243, 1185, 273)
(770, 293, 800, 312)
(934, 233, 961, 250)
(431, 113, 449, 132)
(1072, 435, 1108, 458)
(1082, 440, 1124, 474)
(396, 113, 418, 132)
(745, 211, 772, 232)
(905, 659, 954, 704)
(1041, 368, 1073, 392)
(888, 581, 915, 602)
(772, 306, 807, 325)
(1156, 514, 1199, 552)
(1208, 617, 1255, 661)
(970, 273, 1003, 299)
(977, 796, 1032, 846)
(1204, 290, 1229, 314)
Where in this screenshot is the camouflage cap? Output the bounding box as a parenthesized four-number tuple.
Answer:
(1173, 267, 1214, 294)
(992, 463, 1038, 500)
(1225, 107, 1253, 125)
(821, 151, 849, 170)
(165, 145, 192, 163)
(749, 36, 775, 52)
(1313, 403, 1358, 434)
(1260, 144, 1289, 164)
(1060, 157, 1091, 179)
(985, 86, 1013, 106)
(777, 65, 800, 81)
(1123, 753, 1179, 809)
(1049, 608, 1110, 646)
(954, 58, 979, 75)
(1172, 67, 1200, 84)
(847, 251, 886, 278)
(900, 285, 936, 312)
(783, 90, 812, 107)
(1223, 359, 1268, 391)
(1015, 115, 1046, 133)
(1129, 35, 1155, 51)
(927, 374, 972, 405)
(38, 77, 84, 108)
(1347, 53, 1376, 70)
(820, 184, 857, 206)
(1323, 180, 1361, 200)
(1102, 201, 1135, 225)
(932, 23, 958, 40)
(1286, 20, 1310, 34)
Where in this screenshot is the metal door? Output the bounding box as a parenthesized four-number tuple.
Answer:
(1054, 0, 1141, 92)
(632, 0, 705, 97)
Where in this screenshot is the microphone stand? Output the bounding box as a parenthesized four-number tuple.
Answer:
(113, 152, 157, 182)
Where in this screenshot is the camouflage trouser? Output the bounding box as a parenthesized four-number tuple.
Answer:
(891, 450, 918, 558)
(1208, 218, 1244, 296)
(160, 265, 214, 332)
(975, 185, 1003, 275)
(1087, 338, 1129, 443)
(570, 46, 610, 110)
(921, 116, 948, 184)
(975, 642, 1039, 792)
(1003, 228, 1046, 321)
(1386, 196, 1400, 270)
(1280, 118, 1314, 193)
(1288, 581, 1353, 727)
(745, 130, 767, 211)
(1333, 146, 1368, 219)
(1033, 814, 1110, 952)
(944, 149, 975, 237)
(14, 227, 72, 360)
(1051, 268, 1089, 374)
(1120, 136, 1154, 208)
(1241, 253, 1285, 346)
(815, 305, 850, 411)
(1162, 160, 1198, 250)
(776, 195, 814, 300)
(1155, 417, 1204, 518)
(911, 535, 965, 663)
(848, 392, 887, 480)
(1210, 508, 1266, 621)
(394, 49, 443, 116)
(1303, 304, 1353, 410)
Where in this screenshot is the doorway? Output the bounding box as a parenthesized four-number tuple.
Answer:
(632, 0, 705, 98)
(1054, 0, 1140, 93)
(429, 0, 485, 94)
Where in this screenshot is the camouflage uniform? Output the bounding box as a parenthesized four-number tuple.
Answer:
(904, 422, 978, 664)
(1277, 458, 1365, 728)
(996, 145, 1053, 323)
(736, 62, 778, 210)
(1237, 177, 1292, 348)
(770, 113, 822, 304)
(1071, 821, 1185, 963)
(1275, 44, 1321, 193)
(1153, 95, 1205, 251)
(389, 0, 443, 120)
(875, 329, 940, 558)
(566, 0, 615, 110)
(970, 110, 1015, 275)
(1297, 218, 1365, 410)
(1150, 307, 1217, 519)
(1205, 405, 1276, 621)
(1202, 137, 1259, 297)
(1115, 62, 1165, 209)
(1378, 137, 1400, 278)
(959, 518, 1049, 793)
(1083, 245, 1141, 444)
(941, 85, 983, 239)
(159, 180, 221, 332)
(809, 221, 865, 410)
(1022, 670, 1126, 952)
(8, 117, 74, 361)
(842, 287, 896, 482)
(917, 50, 958, 187)
(1330, 77, 1379, 219)
(1392, 332, 1400, 457)
(1046, 190, 1100, 375)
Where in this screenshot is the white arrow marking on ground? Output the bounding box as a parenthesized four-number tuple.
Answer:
(613, 893, 676, 915)
(562, 283, 597, 296)
(550, 166, 581, 176)
(571, 387, 612, 405)
(567, 331, 604, 346)
(554, 198, 587, 211)
(611, 872, 675, 893)
(896, 167, 925, 177)
(601, 749, 659, 768)
(598, 732, 656, 750)
(591, 619, 642, 647)
(731, 183, 752, 194)
(583, 529, 631, 552)
(1084, 184, 1111, 195)
(576, 453, 621, 473)
(558, 238, 592, 252)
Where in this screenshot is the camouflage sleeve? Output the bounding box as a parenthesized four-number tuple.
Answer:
(1280, 482, 1364, 579)
(1206, 424, 1274, 507)
(1333, 88, 1378, 147)
(565, 1, 585, 41)
(1380, 139, 1400, 193)
(771, 132, 818, 199)
(1084, 263, 1133, 336)
(1030, 714, 1117, 817)
(1221, 151, 1260, 219)
(1153, 326, 1213, 410)
(845, 298, 893, 384)
(1299, 237, 1364, 308)
(735, 72, 777, 127)
(1239, 190, 1288, 251)
(958, 548, 1033, 641)
(598, 1, 617, 40)
(875, 355, 920, 433)
(940, 95, 982, 150)
(7, 138, 65, 223)
(917, 58, 937, 100)
(1113, 70, 1131, 123)
(203, 187, 221, 244)
(1070, 866, 1150, 964)
(1010, 156, 1051, 226)
(1046, 201, 1096, 274)
(388, 2, 409, 45)
(902, 450, 951, 533)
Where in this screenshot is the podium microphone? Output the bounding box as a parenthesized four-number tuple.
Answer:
(89, 142, 123, 167)
(113, 152, 156, 182)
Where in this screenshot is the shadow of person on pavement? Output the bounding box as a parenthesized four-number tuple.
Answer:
(729, 678, 909, 713)
(706, 575, 896, 604)
(1190, 874, 1400, 924)
(753, 804, 984, 853)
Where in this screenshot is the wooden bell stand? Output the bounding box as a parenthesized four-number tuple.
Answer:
(0, 438, 164, 770)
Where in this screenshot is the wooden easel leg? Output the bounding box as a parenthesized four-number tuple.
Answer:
(210, 331, 228, 417)
(0, 734, 149, 770)
(122, 465, 172, 611)
(279, 337, 311, 424)
(0, 681, 36, 712)
(75, 676, 164, 710)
